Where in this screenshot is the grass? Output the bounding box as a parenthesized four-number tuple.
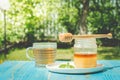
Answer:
(97, 46, 120, 60)
(0, 46, 120, 63)
(5, 48, 74, 61)
(0, 54, 5, 63)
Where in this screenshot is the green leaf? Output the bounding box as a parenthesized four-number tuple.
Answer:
(59, 62, 74, 68)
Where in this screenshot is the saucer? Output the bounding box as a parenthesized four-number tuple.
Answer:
(46, 62, 104, 74)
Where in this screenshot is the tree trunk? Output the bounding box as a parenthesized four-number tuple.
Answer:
(79, 0, 89, 34)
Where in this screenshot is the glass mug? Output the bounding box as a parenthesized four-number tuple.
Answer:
(26, 42, 57, 67)
(74, 38, 97, 68)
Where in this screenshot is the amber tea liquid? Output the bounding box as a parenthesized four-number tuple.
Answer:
(33, 48, 56, 66)
(74, 53, 97, 68)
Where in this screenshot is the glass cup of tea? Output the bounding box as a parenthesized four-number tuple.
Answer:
(26, 42, 57, 67)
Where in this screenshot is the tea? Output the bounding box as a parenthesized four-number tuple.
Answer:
(33, 48, 56, 65)
(26, 42, 57, 67)
(74, 53, 97, 68)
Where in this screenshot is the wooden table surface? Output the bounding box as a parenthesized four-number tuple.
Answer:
(0, 60, 120, 80)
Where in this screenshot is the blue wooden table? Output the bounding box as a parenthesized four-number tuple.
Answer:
(0, 60, 120, 80)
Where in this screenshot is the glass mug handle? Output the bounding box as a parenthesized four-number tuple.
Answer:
(26, 47, 34, 60)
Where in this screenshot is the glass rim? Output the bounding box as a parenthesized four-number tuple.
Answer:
(32, 42, 57, 48)
(33, 42, 57, 45)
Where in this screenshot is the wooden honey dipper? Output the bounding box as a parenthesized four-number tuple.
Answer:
(59, 33, 112, 42)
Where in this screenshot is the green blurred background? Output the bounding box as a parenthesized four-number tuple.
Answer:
(0, 0, 120, 62)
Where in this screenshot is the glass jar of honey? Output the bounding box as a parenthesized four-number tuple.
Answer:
(74, 38, 97, 68)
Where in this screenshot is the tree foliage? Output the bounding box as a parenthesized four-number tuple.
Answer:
(0, 0, 120, 48)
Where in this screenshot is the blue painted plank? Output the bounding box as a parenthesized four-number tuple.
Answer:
(0, 61, 48, 80)
(0, 60, 120, 80)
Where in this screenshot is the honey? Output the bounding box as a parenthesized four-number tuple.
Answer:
(74, 38, 97, 68)
(74, 53, 97, 68)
